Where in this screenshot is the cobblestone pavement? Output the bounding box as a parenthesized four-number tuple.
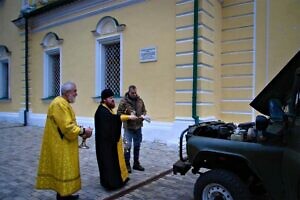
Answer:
(0, 122, 197, 200)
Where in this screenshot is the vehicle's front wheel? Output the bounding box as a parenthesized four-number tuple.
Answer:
(194, 169, 251, 200)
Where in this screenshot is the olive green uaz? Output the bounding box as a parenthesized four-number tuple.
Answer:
(173, 51, 300, 200)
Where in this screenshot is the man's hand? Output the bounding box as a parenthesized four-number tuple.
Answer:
(129, 115, 138, 120)
(141, 115, 151, 123)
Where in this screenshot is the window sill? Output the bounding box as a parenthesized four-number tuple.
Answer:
(41, 96, 56, 103)
(0, 98, 11, 103)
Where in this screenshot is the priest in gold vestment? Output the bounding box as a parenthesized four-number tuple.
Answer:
(36, 82, 93, 200)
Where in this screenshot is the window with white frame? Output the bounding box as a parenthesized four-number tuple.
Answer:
(44, 49, 60, 98)
(41, 32, 63, 99)
(97, 38, 121, 96)
(93, 16, 126, 98)
(0, 60, 9, 99)
(0, 45, 11, 100)
(104, 42, 120, 95)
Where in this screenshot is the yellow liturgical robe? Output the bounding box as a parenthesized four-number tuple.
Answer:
(36, 96, 81, 196)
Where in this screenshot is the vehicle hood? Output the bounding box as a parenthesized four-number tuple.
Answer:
(250, 51, 300, 116)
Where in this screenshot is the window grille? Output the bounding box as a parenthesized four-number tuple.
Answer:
(104, 42, 120, 96)
(48, 53, 60, 97)
(0, 61, 9, 99)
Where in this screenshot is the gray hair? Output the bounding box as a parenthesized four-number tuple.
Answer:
(61, 81, 76, 95)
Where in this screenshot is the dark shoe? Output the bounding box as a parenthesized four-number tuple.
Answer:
(126, 163, 132, 173)
(57, 193, 79, 200)
(68, 195, 79, 200)
(124, 177, 130, 185)
(133, 162, 145, 171)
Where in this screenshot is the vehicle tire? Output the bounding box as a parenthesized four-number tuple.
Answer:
(194, 169, 251, 200)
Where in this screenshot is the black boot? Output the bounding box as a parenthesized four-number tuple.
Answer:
(133, 147, 144, 171)
(133, 160, 145, 171)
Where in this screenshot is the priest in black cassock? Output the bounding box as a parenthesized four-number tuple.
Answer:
(94, 89, 138, 190)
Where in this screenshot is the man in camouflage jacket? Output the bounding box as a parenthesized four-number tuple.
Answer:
(117, 85, 147, 173)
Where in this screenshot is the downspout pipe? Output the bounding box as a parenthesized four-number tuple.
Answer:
(24, 16, 29, 126)
(192, 0, 199, 124)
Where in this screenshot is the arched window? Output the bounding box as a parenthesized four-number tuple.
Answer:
(92, 16, 126, 36)
(40, 32, 63, 99)
(40, 32, 63, 48)
(92, 16, 126, 99)
(0, 45, 11, 100)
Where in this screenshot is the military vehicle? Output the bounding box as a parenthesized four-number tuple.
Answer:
(173, 51, 300, 200)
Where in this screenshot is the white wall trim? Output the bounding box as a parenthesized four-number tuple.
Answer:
(0, 111, 203, 145)
(252, 0, 257, 121)
(265, 0, 270, 84)
(0, 112, 21, 123)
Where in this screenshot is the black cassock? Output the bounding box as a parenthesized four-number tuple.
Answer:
(94, 104, 129, 190)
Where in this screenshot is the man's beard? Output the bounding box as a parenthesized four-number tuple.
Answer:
(68, 96, 76, 103)
(107, 101, 115, 109)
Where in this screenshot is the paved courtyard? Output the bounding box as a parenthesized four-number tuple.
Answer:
(0, 122, 197, 200)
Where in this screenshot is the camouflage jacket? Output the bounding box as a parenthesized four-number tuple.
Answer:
(117, 93, 147, 130)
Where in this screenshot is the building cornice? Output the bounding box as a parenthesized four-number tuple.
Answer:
(24, 0, 79, 18)
(29, 0, 144, 33)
